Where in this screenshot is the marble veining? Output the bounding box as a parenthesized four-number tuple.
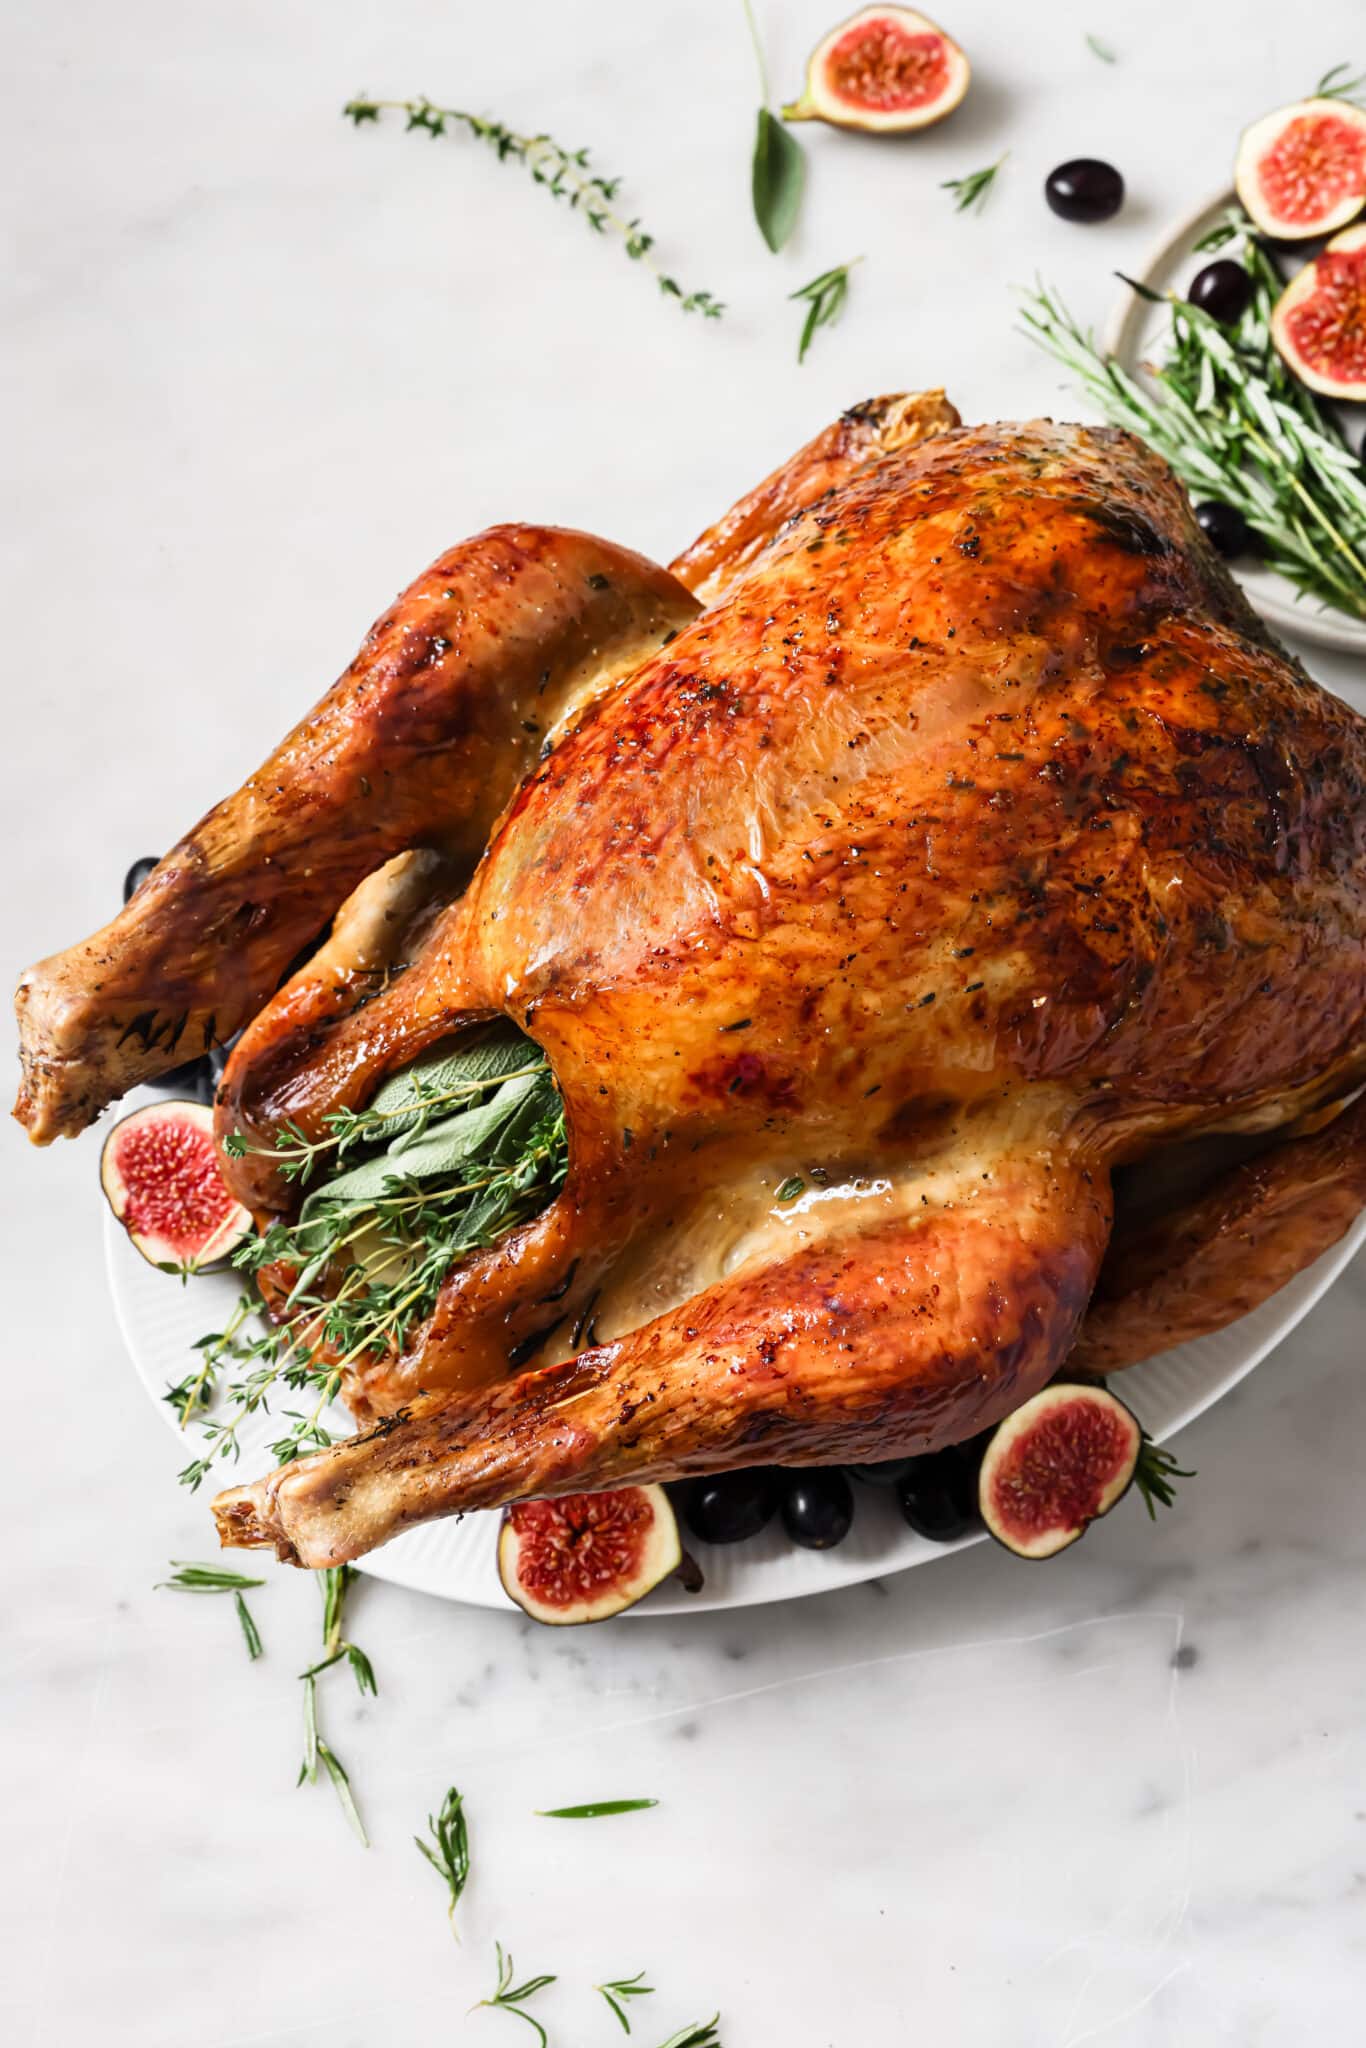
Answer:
(3, 0, 1364, 2041)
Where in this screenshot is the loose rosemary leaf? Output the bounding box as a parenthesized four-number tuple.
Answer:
(416, 1785, 471, 1930)
(596, 1971, 654, 2034)
(536, 1798, 659, 1818)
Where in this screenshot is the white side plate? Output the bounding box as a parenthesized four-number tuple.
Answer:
(1103, 187, 1366, 656)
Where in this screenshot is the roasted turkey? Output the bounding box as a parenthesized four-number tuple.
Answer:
(14, 400, 1366, 1568)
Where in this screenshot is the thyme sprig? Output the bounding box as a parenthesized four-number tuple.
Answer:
(789, 260, 860, 363)
(156, 1560, 264, 1660)
(297, 1564, 375, 1846)
(344, 97, 722, 318)
(1020, 220, 1366, 618)
(416, 1784, 471, 1933)
(475, 1942, 557, 2047)
(596, 1972, 655, 2035)
(942, 154, 1007, 214)
(1134, 1434, 1195, 1518)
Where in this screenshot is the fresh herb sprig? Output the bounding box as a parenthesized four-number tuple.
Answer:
(942, 154, 1007, 214)
(344, 98, 721, 318)
(654, 2021, 722, 2048)
(1020, 224, 1366, 618)
(1085, 33, 1117, 64)
(157, 1561, 264, 1660)
(789, 260, 860, 363)
(1313, 61, 1366, 103)
(1134, 1434, 1195, 1518)
(476, 1942, 557, 2047)
(297, 1564, 375, 1845)
(416, 1784, 471, 1933)
(596, 1972, 655, 2035)
(181, 1030, 569, 1489)
(743, 0, 805, 251)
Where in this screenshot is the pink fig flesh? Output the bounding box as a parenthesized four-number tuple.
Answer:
(498, 1484, 682, 1624)
(1234, 98, 1366, 239)
(978, 1384, 1142, 1560)
(100, 1099, 252, 1269)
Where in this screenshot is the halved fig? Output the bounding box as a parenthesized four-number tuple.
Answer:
(497, 1484, 683, 1624)
(978, 1384, 1142, 1560)
(1270, 222, 1366, 397)
(782, 7, 969, 134)
(1234, 97, 1366, 239)
(100, 1099, 253, 1270)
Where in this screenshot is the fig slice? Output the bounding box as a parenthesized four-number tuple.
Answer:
(497, 1484, 683, 1624)
(978, 1384, 1143, 1561)
(1234, 97, 1366, 239)
(1270, 222, 1366, 398)
(100, 1099, 253, 1271)
(782, 6, 970, 134)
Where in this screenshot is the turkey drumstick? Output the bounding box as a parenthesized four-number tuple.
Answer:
(13, 528, 696, 1142)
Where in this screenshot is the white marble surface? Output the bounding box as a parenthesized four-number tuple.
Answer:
(4, 2, 1365, 2041)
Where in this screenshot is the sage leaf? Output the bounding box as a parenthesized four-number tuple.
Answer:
(297, 1070, 547, 1226)
(752, 106, 804, 252)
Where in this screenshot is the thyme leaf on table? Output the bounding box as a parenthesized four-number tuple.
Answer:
(595, 1972, 655, 2035)
(415, 1784, 471, 1933)
(941, 154, 1007, 214)
(789, 259, 860, 363)
(156, 1561, 265, 1661)
(475, 1942, 557, 2047)
(1019, 222, 1366, 619)
(343, 97, 722, 317)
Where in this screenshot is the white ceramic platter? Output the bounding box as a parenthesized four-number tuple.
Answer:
(107, 1123, 1366, 1615)
(1103, 186, 1366, 656)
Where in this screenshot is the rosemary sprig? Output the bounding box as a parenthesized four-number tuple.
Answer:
(344, 98, 721, 317)
(416, 1785, 471, 1932)
(941, 154, 1007, 214)
(1134, 1434, 1195, 1518)
(536, 1798, 658, 1819)
(789, 260, 860, 363)
(1020, 231, 1366, 618)
(297, 1564, 375, 1845)
(654, 2021, 722, 2048)
(156, 1561, 264, 1660)
(475, 1942, 557, 2047)
(1314, 61, 1366, 103)
(596, 1972, 654, 2035)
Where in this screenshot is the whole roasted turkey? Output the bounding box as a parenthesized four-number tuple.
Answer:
(15, 401, 1366, 1567)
